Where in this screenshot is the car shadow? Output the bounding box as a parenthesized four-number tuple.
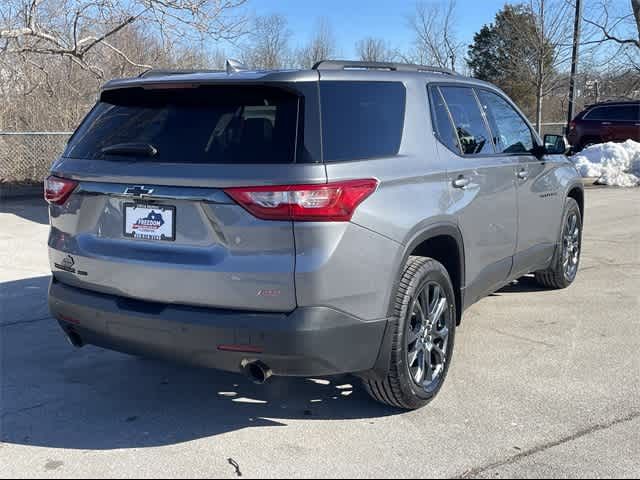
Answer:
(0, 197, 49, 225)
(0, 275, 401, 451)
(493, 275, 549, 295)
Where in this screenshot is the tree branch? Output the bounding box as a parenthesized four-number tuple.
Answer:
(87, 38, 153, 69)
(77, 10, 147, 55)
(584, 16, 640, 47)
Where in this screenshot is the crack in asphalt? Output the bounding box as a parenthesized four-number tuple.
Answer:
(1, 315, 52, 328)
(487, 327, 555, 348)
(453, 411, 640, 479)
(0, 403, 47, 420)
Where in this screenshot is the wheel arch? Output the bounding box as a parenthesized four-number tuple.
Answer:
(391, 224, 465, 320)
(567, 183, 584, 220)
(398, 225, 466, 327)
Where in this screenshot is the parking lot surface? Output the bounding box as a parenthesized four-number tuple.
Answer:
(1, 188, 638, 478)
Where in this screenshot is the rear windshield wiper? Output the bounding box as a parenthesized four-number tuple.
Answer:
(101, 143, 158, 157)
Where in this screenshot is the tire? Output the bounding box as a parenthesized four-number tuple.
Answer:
(363, 256, 456, 410)
(535, 198, 582, 289)
(578, 137, 601, 152)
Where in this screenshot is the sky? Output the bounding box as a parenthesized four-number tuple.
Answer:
(248, 0, 510, 58)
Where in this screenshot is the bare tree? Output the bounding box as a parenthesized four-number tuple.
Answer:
(0, 0, 247, 78)
(532, 0, 573, 131)
(406, 0, 461, 70)
(241, 14, 291, 70)
(296, 18, 336, 68)
(581, 0, 640, 72)
(583, 0, 640, 47)
(0, 9, 233, 131)
(502, 0, 574, 131)
(355, 37, 396, 62)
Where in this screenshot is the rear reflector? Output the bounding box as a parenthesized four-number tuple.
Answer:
(224, 179, 378, 221)
(45, 175, 78, 205)
(58, 314, 80, 325)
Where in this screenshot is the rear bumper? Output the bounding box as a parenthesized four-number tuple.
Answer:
(48, 278, 388, 377)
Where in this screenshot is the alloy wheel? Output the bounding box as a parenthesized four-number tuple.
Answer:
(563, 212, 581, 281)
(406, 281, 450, 392)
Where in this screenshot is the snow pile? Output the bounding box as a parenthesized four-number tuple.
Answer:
(570, 140, 640, 187)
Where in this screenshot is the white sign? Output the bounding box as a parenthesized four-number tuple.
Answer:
(124, 204, 175, 241)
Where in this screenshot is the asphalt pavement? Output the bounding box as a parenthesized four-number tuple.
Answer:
(0, 188, 638, 478)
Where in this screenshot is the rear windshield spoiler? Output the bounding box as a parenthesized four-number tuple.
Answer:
(100, 70, 320, 94)
(99, 81, 308, 102)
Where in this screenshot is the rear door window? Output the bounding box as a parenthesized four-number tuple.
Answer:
(476, 89, 534, 154)
(585, 105, 640, 122)
(65, 85, 312, 164)
(320, 81, 406, 162)
(439, 86, 495, 155)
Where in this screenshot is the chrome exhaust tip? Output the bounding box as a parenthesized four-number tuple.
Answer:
(244, 361, 273, 385)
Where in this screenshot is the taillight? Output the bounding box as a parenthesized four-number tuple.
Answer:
(224, 179, 379, 222)
(569, 121, 576, 131)
(44, 175, 78, 205)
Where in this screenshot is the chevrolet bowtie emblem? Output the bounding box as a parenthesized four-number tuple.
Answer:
(124, 186, 154, 198)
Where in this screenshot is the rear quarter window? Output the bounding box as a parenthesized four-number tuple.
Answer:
(320, 81, 406, 162)
(428, 85, 461, 154)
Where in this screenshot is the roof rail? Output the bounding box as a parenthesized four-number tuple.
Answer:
(586, 97, 639, 107)
(312, 60, 458, 76)
(138, 69, 224, 78)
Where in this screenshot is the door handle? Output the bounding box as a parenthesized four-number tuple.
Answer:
(601, 122, 612, 125)
(452, 176, 470, 189)
(517, 170, 529, 180)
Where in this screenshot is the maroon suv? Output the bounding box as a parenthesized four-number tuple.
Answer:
(567, 100, 640, 152)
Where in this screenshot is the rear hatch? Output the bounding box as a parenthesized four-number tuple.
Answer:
(48, 79, 324, 312)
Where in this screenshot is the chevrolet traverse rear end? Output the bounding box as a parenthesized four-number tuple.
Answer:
(47, 61, 584, 409)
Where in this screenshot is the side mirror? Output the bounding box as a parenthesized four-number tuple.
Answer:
(543, 134, 570, 155)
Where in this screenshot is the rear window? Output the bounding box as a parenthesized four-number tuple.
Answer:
(65, 85, 315, 164)
(320, 81, 406, 162)
(584, 105, 640, 122)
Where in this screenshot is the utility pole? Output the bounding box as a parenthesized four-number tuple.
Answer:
(566, 0, 583, 133)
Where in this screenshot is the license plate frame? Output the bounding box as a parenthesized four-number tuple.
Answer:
(123, 203, 176, 242)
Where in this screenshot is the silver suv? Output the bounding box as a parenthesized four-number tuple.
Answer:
(46, 60, 584, 409)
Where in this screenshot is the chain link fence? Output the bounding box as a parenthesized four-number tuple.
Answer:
(539, 122, 567, 137)
(0, 132, 72, 183)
